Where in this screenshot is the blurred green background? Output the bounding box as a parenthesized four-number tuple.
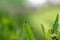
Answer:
(0, 0, 60, 40)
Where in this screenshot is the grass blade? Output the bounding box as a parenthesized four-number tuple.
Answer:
(23, 22, 35, 40)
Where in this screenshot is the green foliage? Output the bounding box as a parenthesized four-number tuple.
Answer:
(0, 6, 60, 40)
(0, 12, 24, 40)
(23, 22, 35, 40)
(46, 14, 59, 40)
(51, 14, 59, 34)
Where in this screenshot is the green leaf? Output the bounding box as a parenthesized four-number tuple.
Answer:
(23, 22, 35, 40)
(51, 14, 59, 34)
(41, 24, 45, 35)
